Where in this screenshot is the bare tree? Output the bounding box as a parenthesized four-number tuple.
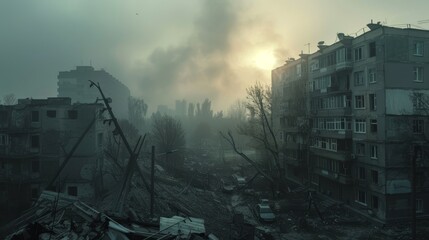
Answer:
(3, 94, 16, 105)
(128, 96, 148, 133)
(227, 99, 247, 121)
(151, 113, 186, 171)
(221, 82, 285, 191)
(151, 113, 185, 153)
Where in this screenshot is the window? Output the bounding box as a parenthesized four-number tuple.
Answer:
(46, 110, 57, 118)
(354, 47, 363, 61)
(413, 41, 424, 56)
(354, 71, 365, 86)
(371, 145, 378, 159)
(313, 75, 331, 90)
(31, 111, 39, 122)
(68, 186, 78, 196)
(372, 196, 379, 209)
(356, 143, 365, 155)
(0, 134, 8, 146)
(413, 119, 424, 134)
(359, 167, 366, 180)
(68, 110, 78, 119)
(369, 42, 376, 57)
(31, 135, 40, 148)
(413, 66, 424, 82)
(355, 95, 365, 109)
(357, 190, 367, 205)
(370, 119, 378, 133)
(32, 160, 40, 173)
(368, 68, 376, 83)
(355, 119, 366, 133)
(371, 170, 379, 184)
(416, 199, 423, 213)
(369, 94, 377, 111)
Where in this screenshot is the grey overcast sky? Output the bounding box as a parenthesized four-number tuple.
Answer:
(1, 0, 428, 112)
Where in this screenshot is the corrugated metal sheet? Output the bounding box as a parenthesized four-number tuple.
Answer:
(160, 216, 205, 236)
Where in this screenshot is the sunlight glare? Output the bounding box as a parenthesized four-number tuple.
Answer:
(251, 49, 276, 70)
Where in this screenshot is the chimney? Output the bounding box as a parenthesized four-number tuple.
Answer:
(317, 41, 327, 50)
(367, 19, 382, 31)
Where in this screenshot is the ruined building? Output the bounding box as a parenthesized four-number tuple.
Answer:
(272, 23, 429, 223)
(0, 97, 106, 224)
(57, 66, 130, 119)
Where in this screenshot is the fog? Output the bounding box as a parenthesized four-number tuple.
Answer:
(1, 0, 428, 111)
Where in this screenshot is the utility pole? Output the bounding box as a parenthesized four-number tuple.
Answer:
(304, 43, 311, 54)
(150, 146, 155, 218)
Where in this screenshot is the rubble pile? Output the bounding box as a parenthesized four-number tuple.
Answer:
(97, 169, 232, 239)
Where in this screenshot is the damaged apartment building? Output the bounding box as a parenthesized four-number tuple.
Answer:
(272, 22, 429, 223)
(0, 97, 107, 223)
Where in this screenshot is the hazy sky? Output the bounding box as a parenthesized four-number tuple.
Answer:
(1, 0, 429, 112)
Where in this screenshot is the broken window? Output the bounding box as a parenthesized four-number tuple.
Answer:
(31, 111, 39, 122)
(47, 110, 57, 118)
(68, 110, 78, 119)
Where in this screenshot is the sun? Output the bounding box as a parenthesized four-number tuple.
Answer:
(251, 49, 276, 70)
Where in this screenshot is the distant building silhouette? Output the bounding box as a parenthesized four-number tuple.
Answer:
(57, 66, 130, 119)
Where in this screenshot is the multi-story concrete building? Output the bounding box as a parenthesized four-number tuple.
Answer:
(57, 66, 130, 119)
(0, 97, 106, 223)
(272, 23, 429, 223)
(272, 55, 310, 184)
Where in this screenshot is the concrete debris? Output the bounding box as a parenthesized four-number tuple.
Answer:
(1, 191, 217, 240)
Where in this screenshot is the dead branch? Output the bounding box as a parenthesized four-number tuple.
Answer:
(219, 131, 274, 183)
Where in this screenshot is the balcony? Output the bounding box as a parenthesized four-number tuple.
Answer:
(311, 107, 352, 117)
(313, 167, 353, 184)
(285, 156, 304, 167)
(335, 61, 353, 71)
(310, 147, 351, 161)
(312, 129, 352, 139)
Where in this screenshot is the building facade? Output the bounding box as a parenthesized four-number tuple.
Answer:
(57, 66, 130, 119)
(0, 97, 106, 223)
(272, 23, 429, 223)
